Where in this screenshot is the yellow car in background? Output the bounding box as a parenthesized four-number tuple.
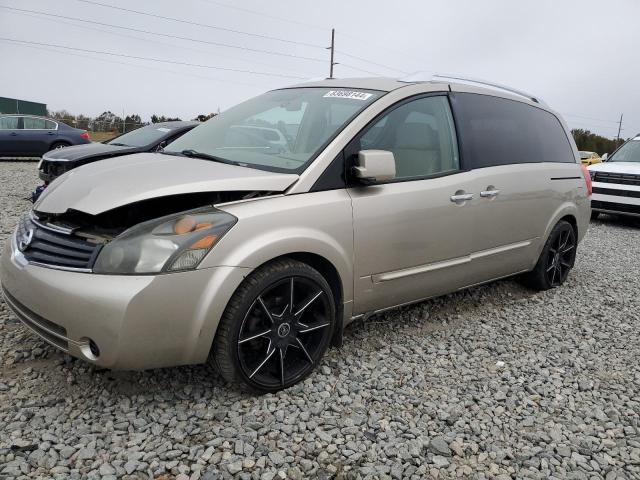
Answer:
(579, 151, 603, 166)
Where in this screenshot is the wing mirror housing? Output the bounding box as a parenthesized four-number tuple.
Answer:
(354, 150, 396, 184)
(601, 153, 609, 161)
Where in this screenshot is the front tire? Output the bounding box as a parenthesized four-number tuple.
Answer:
(212, 259, 335, 392)
(522, 220, 577, 291)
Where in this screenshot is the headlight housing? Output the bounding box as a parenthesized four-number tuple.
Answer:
(93, 207, 236, 274)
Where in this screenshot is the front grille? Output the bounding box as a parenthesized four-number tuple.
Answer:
(594, 171, 640, 186)
(592, 200, 640, 215)
(593, 187, 640, 199)
(1, 287, 69, 352)
(17, 216, 101, 271)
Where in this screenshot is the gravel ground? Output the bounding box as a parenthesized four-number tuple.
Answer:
(1, 161, 640, 480)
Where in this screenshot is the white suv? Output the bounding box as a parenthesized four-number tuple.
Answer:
(589, 135, 640, 219)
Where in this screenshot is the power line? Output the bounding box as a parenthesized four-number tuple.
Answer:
(562, 112, 619, 124)
(0, 6, 327, 65)
(197, 0, 328, 32)
(196, 0, 417, 75)
(73, 0, 325, 49)
(0, 37, 307, 79)
(4, 8, 316, 78)
(336, 50, 410, 76)
(339, 63, 384, 77)
(4, 35, 270, 89)
(69, 2, 408, 76)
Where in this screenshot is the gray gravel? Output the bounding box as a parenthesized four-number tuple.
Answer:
(1, 161, 640, 480)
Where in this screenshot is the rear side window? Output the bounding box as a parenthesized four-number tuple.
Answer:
(23, 117, 47, 129)
(452, 93, 574, 168)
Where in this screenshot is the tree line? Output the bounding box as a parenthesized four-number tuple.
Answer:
(47, 110, 218, 133)
(570, 129, 626, 155)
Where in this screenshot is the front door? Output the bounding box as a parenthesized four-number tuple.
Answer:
(347, 95, 476, 314)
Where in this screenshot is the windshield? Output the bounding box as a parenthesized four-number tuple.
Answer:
(165, 87, 383, 172)
(609, 140, 640, 163)
(107, 124, 176, 147)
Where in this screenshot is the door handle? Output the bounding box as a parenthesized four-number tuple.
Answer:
(450, 193, 474, 203)
(10, 132, 17, 136)
(47, 131, 55, 135)
(480, 189, 500, 198)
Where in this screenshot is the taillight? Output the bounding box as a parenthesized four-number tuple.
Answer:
(581, 165, 592, 196)
(81, 131, 89, 140)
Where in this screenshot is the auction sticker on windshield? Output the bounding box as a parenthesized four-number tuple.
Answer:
(323, 90, 373, 100)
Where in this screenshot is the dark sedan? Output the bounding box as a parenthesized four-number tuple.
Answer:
(38, 121, 199, 184)
(0, 115, 90, 156)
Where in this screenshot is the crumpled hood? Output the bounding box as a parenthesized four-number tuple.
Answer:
(42, 142, 135, 162)
(588, 161, 640, 175)
(35, 152, 299, 215)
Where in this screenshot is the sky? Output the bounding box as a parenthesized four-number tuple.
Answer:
(0, 0, 638, 141)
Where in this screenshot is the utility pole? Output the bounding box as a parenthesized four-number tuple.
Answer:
(616, 113, 623, 143)
(327, 28, 337, 79)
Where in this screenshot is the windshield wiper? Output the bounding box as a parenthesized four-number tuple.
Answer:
(109, 142, 129, 147)
(178, 149, 238, 166)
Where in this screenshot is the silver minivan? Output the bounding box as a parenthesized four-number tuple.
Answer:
(0, 77, 591, 392)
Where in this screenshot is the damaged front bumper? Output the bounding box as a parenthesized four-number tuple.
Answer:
(0, 236, 250, 370)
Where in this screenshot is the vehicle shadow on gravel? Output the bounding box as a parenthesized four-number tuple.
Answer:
(1, 276, 535, 399)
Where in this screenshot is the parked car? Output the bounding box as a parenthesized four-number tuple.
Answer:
(33, 121, 199, 200)
(0, 77, 591, 392)
(589, 134, 640, 219)
(0, 115, 90, 157)
(579, 150, 602, 166)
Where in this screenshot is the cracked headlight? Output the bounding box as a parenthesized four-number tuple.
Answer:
(93, 207, 236, 274)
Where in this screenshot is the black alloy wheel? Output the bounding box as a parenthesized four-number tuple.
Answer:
(521, 220, 577, 290)
(213, 259, 335, 392)
(544, 225, 576, 287)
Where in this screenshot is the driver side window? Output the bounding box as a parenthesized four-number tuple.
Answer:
(359, 96, 460, 180)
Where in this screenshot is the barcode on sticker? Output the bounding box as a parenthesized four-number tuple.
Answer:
(323, 90, 373, 100)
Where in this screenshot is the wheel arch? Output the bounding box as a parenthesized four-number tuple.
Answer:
(213, 251, 347, 349)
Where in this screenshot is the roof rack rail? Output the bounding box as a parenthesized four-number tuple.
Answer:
(432, 73, 545, 105)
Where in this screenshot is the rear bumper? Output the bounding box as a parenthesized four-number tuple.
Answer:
(0, 236, 250, 370)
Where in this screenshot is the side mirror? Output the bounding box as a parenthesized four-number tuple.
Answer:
(155, 140, 167, 152)
(354, 150, 396, 184)
(601, 153, 609, 161)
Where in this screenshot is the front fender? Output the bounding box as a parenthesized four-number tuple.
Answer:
(201, 191, 355, 306)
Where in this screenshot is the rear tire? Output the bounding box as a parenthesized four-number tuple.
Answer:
(49, 141, 70, 151)
(521, 220, 577, 291)
(212, 258, 335, 393)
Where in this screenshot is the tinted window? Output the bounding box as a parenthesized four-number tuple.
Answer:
(357, 96, 459, 180)
(45, 120, 57, 129)
(0, 117, 19, 129)
(23, 117, 47, 129)
(452, 93, 574, 168)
